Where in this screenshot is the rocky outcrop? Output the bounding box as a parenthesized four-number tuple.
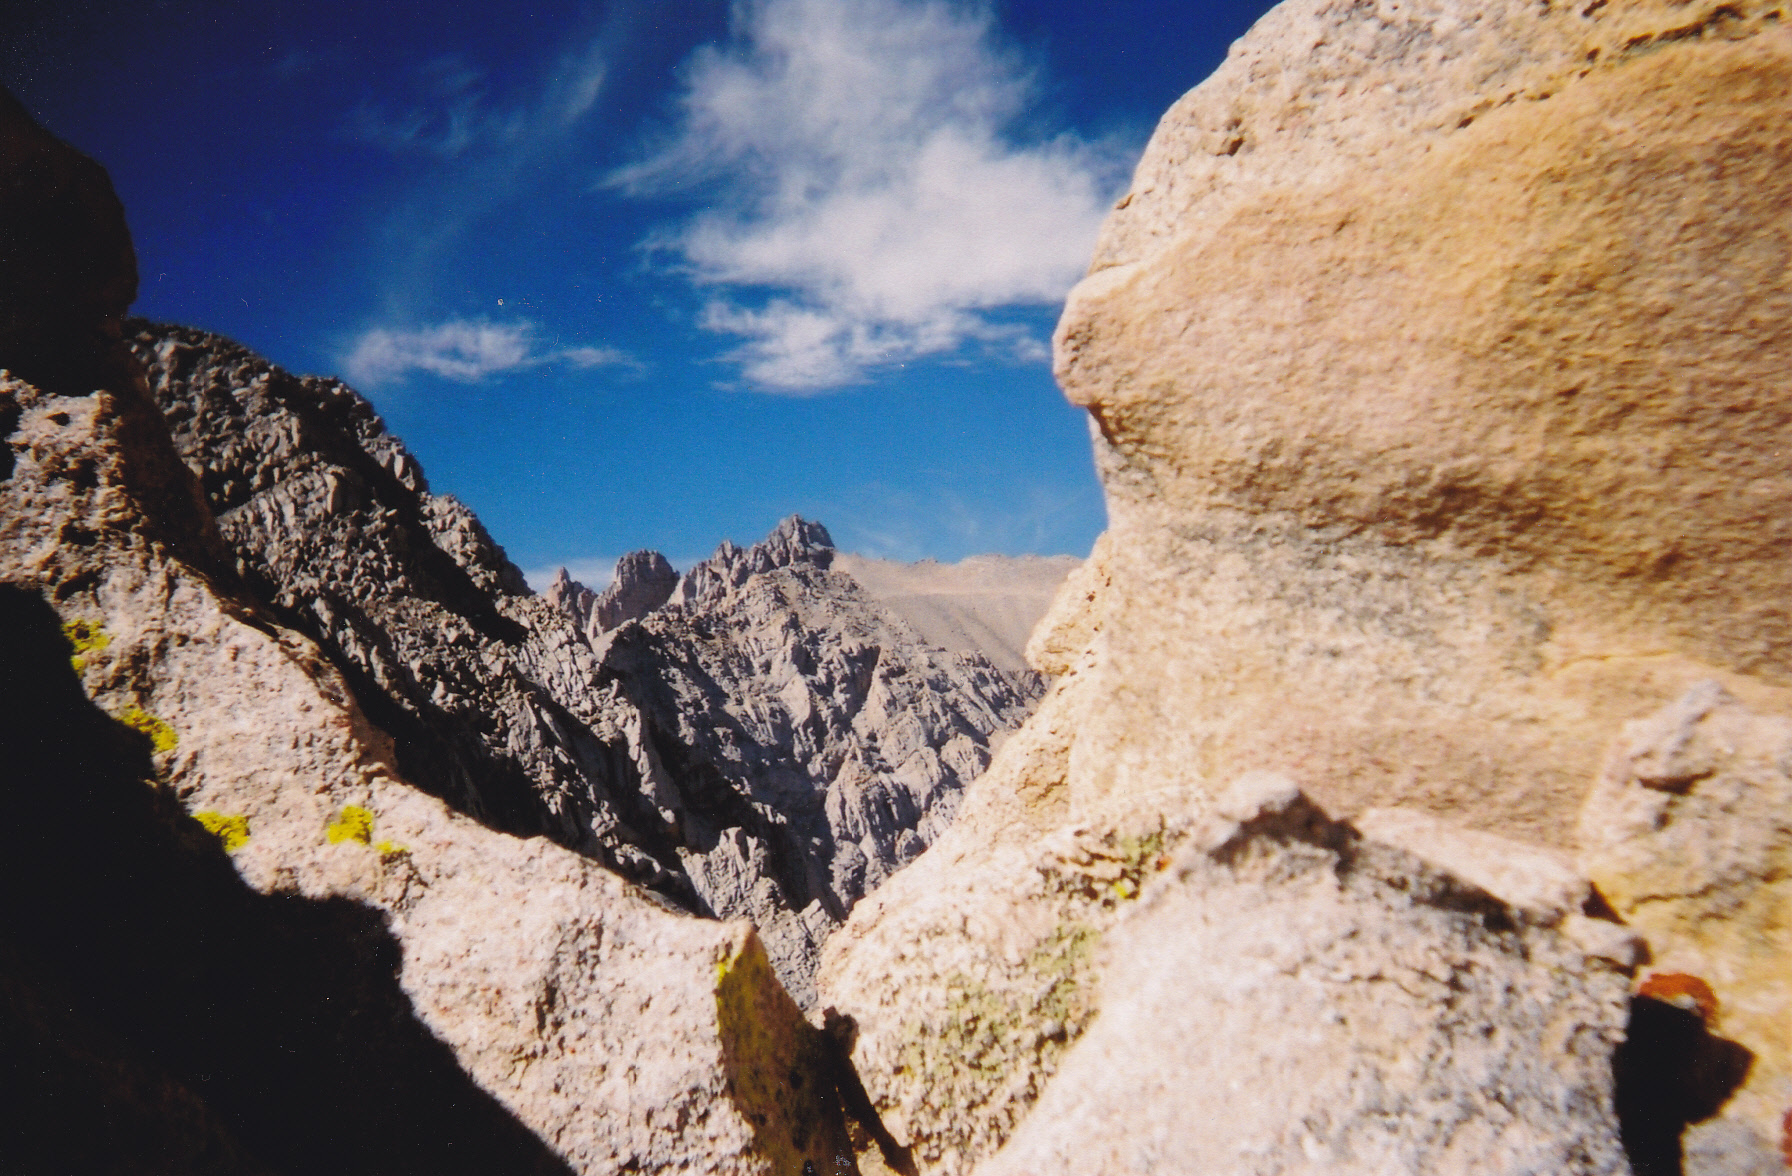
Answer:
(0, 373, 855, 1172)
(128, 323, 1049, 1004)
(0, 96, 875, 1170)
(979, 777, 1632, 1176)
(821, 1, 1792, 1171)
(567, 517, 1050, 1006)
(1580, 683, 1792, 1172)
(132, 323, 622, 854)
(1052, 0, 1792, 842)
(546, 550, 678, 638)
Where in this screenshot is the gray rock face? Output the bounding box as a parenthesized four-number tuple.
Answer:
(563, 517, 1050, 1005)
(128, 320, 1049, 1003)
(130, 322, 676, 883)
(546, 551, 678, 637)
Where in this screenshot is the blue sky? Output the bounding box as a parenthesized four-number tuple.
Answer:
(5, 0, 1273, 586)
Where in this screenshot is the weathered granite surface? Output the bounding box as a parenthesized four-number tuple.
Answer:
(1581, 683, 1792, 1170)
(822, 1, 1792, 1172)
(1055, 0, 1792, 842)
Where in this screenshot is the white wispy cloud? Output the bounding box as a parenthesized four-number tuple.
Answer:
(611, 0, 1124, 392)
(341, 319, 639, 387)
(351, 46, 608, 160)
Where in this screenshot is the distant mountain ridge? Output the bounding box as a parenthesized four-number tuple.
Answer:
(542, 517, 1068, 1001)
(128, 319, 1062, 1002)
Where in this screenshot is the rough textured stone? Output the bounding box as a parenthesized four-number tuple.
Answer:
(1053, 0, 1792, 843)
(546, 551, 678, 637)
(818, 645, 1198, 1174)
(1580, 683, 1792, 1163)
(825, 2, 1792, 1170)
(974, 781, 1633, 1176)
(0, 373, 855, 1173)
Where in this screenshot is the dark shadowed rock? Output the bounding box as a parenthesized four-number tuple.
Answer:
(0, 87, 136, 393)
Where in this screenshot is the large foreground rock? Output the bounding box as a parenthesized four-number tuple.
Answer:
(0, 373, 853, 1171)
(1054, 0, 1792, 842)
(1580, 683, 1792, 1170)
(977, 779, 1631, 1176)
(824, 0, 1792, 1170)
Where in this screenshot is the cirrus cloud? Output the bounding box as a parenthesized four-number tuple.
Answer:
(342, 319, 638, 388)
(611, 0, 1126, 392)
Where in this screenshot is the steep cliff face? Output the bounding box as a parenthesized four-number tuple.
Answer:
(820, 1, 1792, 1172)
(128, 321, 1052, 1004)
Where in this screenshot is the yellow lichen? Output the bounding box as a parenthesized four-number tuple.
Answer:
(193, 811, 251, 852)
(326, 804, 375, 845)
(63, 618, 111, 673)
(375, 839, 409, 860)
(118, 707, 178, 754)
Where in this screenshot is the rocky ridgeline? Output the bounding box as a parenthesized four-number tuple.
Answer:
(128, 323, 1050, 1004)
(568, 517, 1047, 1002)
(547, 550, 678, 635)
(10, 0, 1792, 1169)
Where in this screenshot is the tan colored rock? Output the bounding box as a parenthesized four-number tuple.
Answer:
(1055, 2, 1792, 843)
(1021, 531, 1112, 679)
(1354, 805, 1588, 925)
(825, 1, 1792, 1170)
(817, 672, 1203, 1174)
(0, 374, 854, 1173)
(1580, 682, 1792, 1160)
(974, 780, 1632, 1176)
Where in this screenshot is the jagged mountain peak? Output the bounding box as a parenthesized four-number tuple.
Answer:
(671, 513, 835, 609)
(547, 548, 679, 638)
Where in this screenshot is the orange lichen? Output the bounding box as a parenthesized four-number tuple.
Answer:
(1637, 972, 1719, 1025)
